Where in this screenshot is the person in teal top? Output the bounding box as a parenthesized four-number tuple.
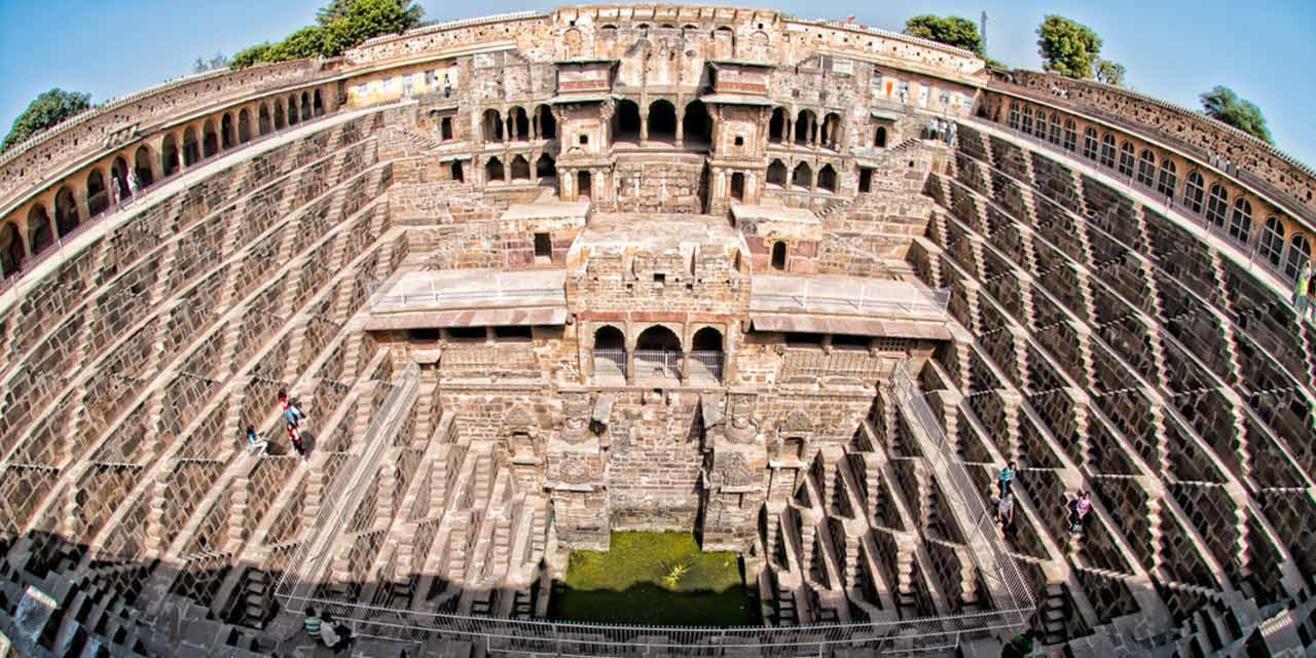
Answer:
(997, 461, 1018, 497)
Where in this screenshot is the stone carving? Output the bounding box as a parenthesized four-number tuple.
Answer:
(718, 452, 759, 487)
(558, 455, 596, 484)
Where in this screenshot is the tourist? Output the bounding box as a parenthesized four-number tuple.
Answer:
(128, 169, 141, 200)
(245, 424, 268, 454)
(303, 607, 322, 642)
(110, 174, 122, 210)
(1001, 629, 1038, 657)
(1068, 491, 1092, 534)
(1307, 277, 1316, 321)
(319, 612, 352, 652)
(997, 461, 1018, 497)
(279, 390, 308, 462)
(997, 492, 1015, 529)
(1293, 266, 1311, 315)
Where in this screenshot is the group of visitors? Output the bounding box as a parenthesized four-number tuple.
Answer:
(244, 390, 309, 463)
(109, 169, 142, 211)
(1292, 264, 1315, 321)
(304, 607, 353, 652)
(925, 117, 957, 146)
(994, 461, 1092, 536)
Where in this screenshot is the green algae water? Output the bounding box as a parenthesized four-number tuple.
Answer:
(550, 532, 758, 626)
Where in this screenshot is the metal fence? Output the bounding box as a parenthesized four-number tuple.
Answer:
(633, 349, 681, 380)
(374, 286, 563, 310)
(755, 285, 950, 318)
(273, 362, 421, 603)
(890, 366, 1036, 615)
(687, 350, 724, 382)
(592, 348, 627, 380)
(279, 594, 1031, 656)
(268, 362, 1035, 656)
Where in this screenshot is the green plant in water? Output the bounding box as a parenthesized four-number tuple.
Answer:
(660, 560, 691, 589)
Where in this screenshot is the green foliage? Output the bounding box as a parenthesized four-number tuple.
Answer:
(229, 0, 424, 68)
(903, 15, 984, 56)
(1036, 15, 1103, 80)
(552, 532, 754, 626)
(317, 0, 423, 29)
(192, 52, 230, 74)
(1200, 86, 1273, 144)
(1094, 59, 1126, 87)
(231, 43, 274, 69)
(271, 25, 332, 61)
(2, 88, 93, 152)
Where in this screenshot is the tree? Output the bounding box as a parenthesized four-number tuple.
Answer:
(1036, 15, 1103, 80)
(1200, 86, 1273, 144)
(193, 52, 231, 74)
(1094, 59, 1125, 87)
(3, 88, 93, 152)
(232, 43, 274, 69)
(269, 25, 331, 61)
(231, 0, 425, 68)
(317, 0, 422, 29)
(321, 0, 425, 53)
(903, 15, 983, 56)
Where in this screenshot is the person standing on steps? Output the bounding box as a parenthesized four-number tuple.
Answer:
(1306, 265, 1316, 321)
(997, 491, 1016, 530)
(278, 390, 308, 463)
(1293, 265, 1311, 315)
(997, 461, 1018, 497)
(1068, 491, 1092, 534)
(245, 424, 268, 454)
(303, 607, 322, 642)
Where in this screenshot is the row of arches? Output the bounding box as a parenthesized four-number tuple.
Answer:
(1, 87, 330, 278)
(481, 106, 557, 143)
(484, 154, 557, 184)
(765, 159, 838, 193)
(768, 108, 844, 150)
(592, 324, 725, 382)
(611, 99, 712, 145)
(1006, 100, 1312, 283)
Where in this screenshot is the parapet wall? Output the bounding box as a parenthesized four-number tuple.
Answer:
(999, 70, 1316, 218)
(0, 59, 332, 211)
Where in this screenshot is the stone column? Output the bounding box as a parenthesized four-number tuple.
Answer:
(675, 99, 685, 148)
(640, 113, 650, 146)
(74, 181, 91, 226)
(786, 116, 795, 145)
(505, 116, 513, 143)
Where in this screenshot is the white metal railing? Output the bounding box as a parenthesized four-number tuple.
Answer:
(755, 284, 950, 318)
(891, 365, 1036, 616)
(687, 350, 723, 382)
(633, 349, 681, 380)
(592, 348, 626, 380)
(373, 286, 562, 310)
(280, 593, 1029, 656)
(273, 361, 421, 603)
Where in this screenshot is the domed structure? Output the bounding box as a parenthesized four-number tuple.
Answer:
(0, 5, 1313, 656)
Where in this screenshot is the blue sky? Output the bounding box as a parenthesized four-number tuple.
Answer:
(1, 0, 1312, 165)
